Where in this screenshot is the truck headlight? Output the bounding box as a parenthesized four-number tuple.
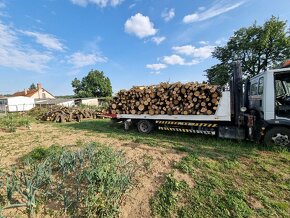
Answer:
(240, 107, 247, 112)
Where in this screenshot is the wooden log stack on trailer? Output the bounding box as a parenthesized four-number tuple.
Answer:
(110, 82, 222, 115)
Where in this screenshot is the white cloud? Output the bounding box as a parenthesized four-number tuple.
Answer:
(151, 36, 166, 45)
(163, 54, 199, 66)
(125, 13, 157, 38)
(0, 22, 52, 72)
(183, 1, 244, 23)
(172, 45, 195, 56)
(199, 40, 209, 45)
(198, 6, 205, 11)
(214, 38, 227, 45)
(163, 55, 184, 65)
(70, 0, 124, 7)
(129, 3, 135, 9)
(161, 8, 175, 22)
(70, 0, 89, 7)
(149, 71, 161, 75)
(22, 31, 65, 51)
(68, 52, 107, 68)
(215, 40, 222, 45)
(172, 45, 215, 59)
(146, 63, 167, 70)
(187, 59, 200, 65)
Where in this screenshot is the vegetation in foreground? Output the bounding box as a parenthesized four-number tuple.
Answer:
(0, 142, 133, 217)
(61, 120, 290, 217)
(0, 113, 33, 132)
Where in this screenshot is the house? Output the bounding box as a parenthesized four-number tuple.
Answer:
(0, 96, 35, 112)
(74, 98, 99, 106)
(13, 83, 55, 99)
(35, 98, 75, 108)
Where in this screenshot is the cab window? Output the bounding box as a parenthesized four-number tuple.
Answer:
(250, 83, 258, 95)
(258, 77, 264, 94)
(275, 80, 285, 96)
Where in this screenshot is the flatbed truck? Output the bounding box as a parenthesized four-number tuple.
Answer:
(108, 62, 290, 147)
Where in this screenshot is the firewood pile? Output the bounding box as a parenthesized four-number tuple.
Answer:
(39, 106, 104, 122)
(110, 82, 222, 115)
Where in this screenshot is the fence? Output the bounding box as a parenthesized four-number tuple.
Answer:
(0, 104, 35, 113)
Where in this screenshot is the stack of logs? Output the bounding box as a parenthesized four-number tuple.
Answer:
(39, 106, 103, 123)
(110, 82, 222, 115)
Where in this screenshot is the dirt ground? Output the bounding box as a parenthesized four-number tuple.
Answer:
(0, 123, 185, 218)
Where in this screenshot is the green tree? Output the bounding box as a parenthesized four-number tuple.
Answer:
(206, 16, 290, 85)
(72, 70, 112, 98)
(29, 83, 36, 90)
(205, 64, 231, 86)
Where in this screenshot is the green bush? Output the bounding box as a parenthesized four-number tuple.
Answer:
(0, 114, 32, 132)
(27, 107, 49, 118)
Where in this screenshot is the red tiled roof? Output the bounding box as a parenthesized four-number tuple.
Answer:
(13, 89, 38, 97)
(283, 60, 290, 68)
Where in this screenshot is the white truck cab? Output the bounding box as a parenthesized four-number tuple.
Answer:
(248, 66, 290, 146)
(249, 68, 290, 120)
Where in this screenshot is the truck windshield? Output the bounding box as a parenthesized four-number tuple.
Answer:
(275, 72, 290, 96)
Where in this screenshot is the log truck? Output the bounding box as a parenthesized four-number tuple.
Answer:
(108, 62, 290, 147)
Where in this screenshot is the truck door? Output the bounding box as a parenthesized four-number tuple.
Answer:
(275, 71, 290, 119)
(249, 76, 264, 118)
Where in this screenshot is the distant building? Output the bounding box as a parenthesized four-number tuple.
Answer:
(35, 98, 75, 107)
(13, 83, 55, 99)
(75, 98, 99, 106)
(0, 96, 35, 112)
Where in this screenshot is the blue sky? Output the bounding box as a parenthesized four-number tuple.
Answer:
(0, 0, 289, 96)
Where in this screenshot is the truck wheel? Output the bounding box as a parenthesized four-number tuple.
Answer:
(264, 127, 290, 147)
(137, 120, 154, 134)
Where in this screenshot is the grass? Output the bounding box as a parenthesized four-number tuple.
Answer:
(20, 144, 63, 164)
(150, 175, 187, 218)
(60, 119, 290, 217)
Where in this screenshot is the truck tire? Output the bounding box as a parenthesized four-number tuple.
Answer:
(264, 127, 290, 147)
(137, 120, 154, 134)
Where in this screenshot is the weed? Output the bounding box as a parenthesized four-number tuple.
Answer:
(0, 113, 33, 132)
(20, 144, 63, 164)
(143, 154, 153, 171)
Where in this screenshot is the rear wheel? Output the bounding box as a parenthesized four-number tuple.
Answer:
(264, 127, 290, 147)
(137, 120, 154, 134)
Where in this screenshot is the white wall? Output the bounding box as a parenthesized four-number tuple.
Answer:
(81, 98, 99, 106)
(6, 97, 35, 112)
(58, 100, 75, 107)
